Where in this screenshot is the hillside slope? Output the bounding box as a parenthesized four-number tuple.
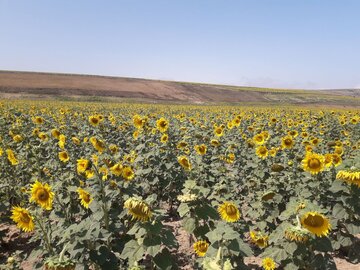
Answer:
(0, 71, 359, 106)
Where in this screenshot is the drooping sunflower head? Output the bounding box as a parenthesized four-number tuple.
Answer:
(218, 202, 241, 222)
(302, 152, 325, 175)
(262, 257, 276, 270)
(11, 206, 35, 232)
(178, 156, 192, 171)
(124, 197, 152, 222)
(210, 139, 220, 147)
(6, 149, 18, 166)
(77, 188, 93, 209)
(336, 169, 360, 187)
(193, 240, 209, 257)
(284, 225, 310, 243)
(324, 153, 333, 167)
(30, 180, 54, 210)
(250, 231, 269, 248)
(32, 116, 44, 125)
(300, 211, 331, 237)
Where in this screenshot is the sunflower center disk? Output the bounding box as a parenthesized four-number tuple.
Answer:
(308, 158, 321, 169)
(305, 215, 324, 227)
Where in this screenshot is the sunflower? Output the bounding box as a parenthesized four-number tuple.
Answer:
(58, 134, 66, 149)
(262, 257, 276, 270)
(156, 117, 169, 133)
(302, 152, 325, 175)
(336, 169, 360, 187)
(214, 126, 224, 137)
(178, 156, 192, 171)
(51, 128, 61, 139)
(58, 151, 70, 163)
(32, 116, 44, 125)
(256, 145, 268, 159)
(218, 202, 241, 222)
(90, 137, 105, 153)
(193, 240, 209, 257)
(332, 153, 342, 167)
(124, 197, 152, 222)
(77, 188, 93, 208)
(160, 134, 168, 144)
(110, 163, 123, 176)
(225, 153, 235, 164)
(38, 132, 48, 141)
(30, 180, 54, 210)
(210, 139, 220, 147)
(194, 144, 207, 155)
(11, 206, 35, 232)
(334, 146, 344, 156)
(89, 115, 100, 126)
(324, 154, 333, 168)
(284, 226, 310, 243)
(300, 211, 331, 237)
(250, 231, 269, 248)
(13, 134, 23, 143)
(253, 133, 265, 145)
(77, 159, 90, 174)
(6, 149, 18, 165)
(122, 166, 135, 181)
(133, 114, 144, 129)
(71, 136, 81, 145)
(281, 135, 294, 149)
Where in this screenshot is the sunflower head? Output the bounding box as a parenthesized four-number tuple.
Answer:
(77, 159, 90, 174)
(30, 180, 54, 210)
(262, 257, 276, 270)
(284, 225, 310, 243)
(160, 134, 168, 144)
(194, 144, 207, 155)
(218, 202, 241, 222)
(124, 197, 152, 222)
(302, 152, 325, 175)
(256, 145, 268, 159)
(11, 206, 35, 232)
(250, 231, 269, 248)
(77, 188, 93, 208)
(178, 156, 192, 171)
(300, 211, 331, 237)
(122, 166, 135, 181)
(193, 240, 209, 257)
(89, 115, 100, 126)
(156, 117, 169, 133)
(58, 151, 70, 163)
(281, 135, 294, 149)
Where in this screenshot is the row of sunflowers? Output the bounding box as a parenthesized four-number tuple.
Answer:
(0, 100, 359, 270)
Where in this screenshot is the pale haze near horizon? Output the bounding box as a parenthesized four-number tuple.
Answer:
(0, 0, 359, 89)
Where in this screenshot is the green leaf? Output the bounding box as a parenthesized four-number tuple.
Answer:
(153, 248, 175, 270)
(120, 240, 144, 264)
(332, 203, 349, 220)
(182, 217, 196, 233)
(177, 203, 190, 217)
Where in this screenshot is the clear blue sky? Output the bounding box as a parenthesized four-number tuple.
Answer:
(1, 0, 359, 89)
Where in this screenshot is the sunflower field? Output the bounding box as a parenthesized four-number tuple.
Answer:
(0, 100, 359, 270)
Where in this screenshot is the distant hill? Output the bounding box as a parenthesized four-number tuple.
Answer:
(0, 70, 359, 107)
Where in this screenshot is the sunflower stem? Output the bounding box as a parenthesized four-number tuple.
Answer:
(296, 215, 302, 228)
(93, 165, 109, 231)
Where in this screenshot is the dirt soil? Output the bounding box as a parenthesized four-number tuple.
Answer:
(1, 71, 359, 107)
